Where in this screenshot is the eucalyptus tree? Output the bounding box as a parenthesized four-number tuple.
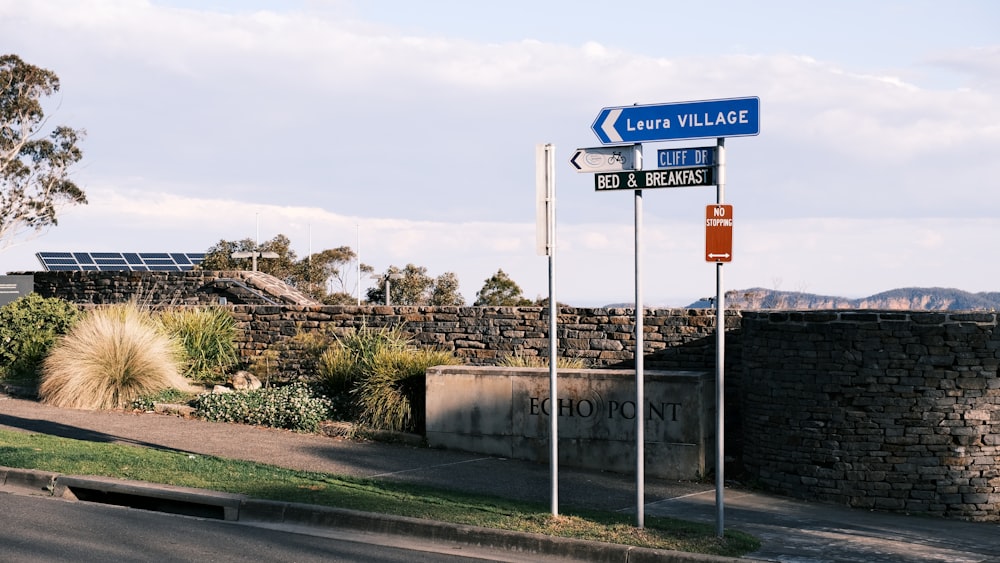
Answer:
(367, 264, 464, 306)
(0, 54, 86, 250)
(474, 269, 532, 306)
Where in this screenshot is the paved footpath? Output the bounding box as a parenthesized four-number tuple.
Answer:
(2, 393, 1000, 562)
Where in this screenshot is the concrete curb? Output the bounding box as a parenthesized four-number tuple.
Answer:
(239, 499, 747, 563)
(1, 467, 754, 562)
(0, 467, 59, 495)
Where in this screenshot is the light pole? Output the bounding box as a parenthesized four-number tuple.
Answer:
(231, 250, 279, 272)
(384, 272, 404, 306)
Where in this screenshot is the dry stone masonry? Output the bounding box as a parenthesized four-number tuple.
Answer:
(741, 311, 1000, 521)
(226, 304, 739, 371)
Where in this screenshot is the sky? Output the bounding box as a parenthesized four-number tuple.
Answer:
(1, 0, 998, 306)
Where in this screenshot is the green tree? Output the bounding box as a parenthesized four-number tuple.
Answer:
(430, 271, 465, 306)
(297, 245, 373, 304)
(0, 54, 86, 250)
(367, 264, 463, 306)
(474, 269, 531, 306)
(200, 235, 298, 280)
(199, 238, 255, 270)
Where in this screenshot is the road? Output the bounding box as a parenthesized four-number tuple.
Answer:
(0, 492, 564, 563)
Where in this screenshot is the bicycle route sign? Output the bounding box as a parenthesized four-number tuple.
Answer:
(570, 145, 639, 173)
(592, 97, 760, 144)
(594, 168, 715, 191)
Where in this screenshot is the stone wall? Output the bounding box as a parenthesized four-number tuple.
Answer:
(25, 272, 739, 371)
(26, 271, 318, 306)
(227, 304, 740, 370)
(741, 310, 1000, 521)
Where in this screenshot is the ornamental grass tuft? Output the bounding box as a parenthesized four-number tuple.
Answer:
(352, 347, 459, 433)
(38, 302, 196, 410)
(315, 323, 459, 433)
(157, 306, 239, 383)
(498, 352, 588, 369)
(315, 324, 412, 398)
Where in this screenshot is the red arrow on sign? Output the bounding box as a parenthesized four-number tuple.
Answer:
(706, 205, 733, 263)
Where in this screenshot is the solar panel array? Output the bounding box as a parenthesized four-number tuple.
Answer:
(36, 252, 207, 272)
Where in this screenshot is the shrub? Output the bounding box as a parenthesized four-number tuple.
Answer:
(0, 294, 80, 382)
(38, 302, 195, 410)
(353, 347, 459, 433)
(314, 324, 458, 433)
(192, 383, 332, 433)
(157, 306, 239, 383)
(314, 324, 410, 398)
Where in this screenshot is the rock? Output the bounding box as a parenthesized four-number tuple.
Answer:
(212, 385, 233, 394)
(229, 370, 262, 390)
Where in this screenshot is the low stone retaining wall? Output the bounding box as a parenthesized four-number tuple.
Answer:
(425, 366, 714, 479)
(741, 310, 1000, 521)
(227, 304, 740, 370)
(24, 270, 741, 370)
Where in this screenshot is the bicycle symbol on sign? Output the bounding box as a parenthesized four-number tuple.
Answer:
(607, 151, 626, 165)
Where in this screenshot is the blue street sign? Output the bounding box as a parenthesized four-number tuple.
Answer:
(657, 146, 716, 169)
(592, 97, 760, 144)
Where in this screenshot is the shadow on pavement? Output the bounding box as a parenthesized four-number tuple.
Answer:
(0, 413, 193, 455)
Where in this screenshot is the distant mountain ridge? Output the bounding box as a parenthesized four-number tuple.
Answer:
(687, 287, 1000, 311)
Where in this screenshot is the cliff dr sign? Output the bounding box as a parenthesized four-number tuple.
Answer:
(657, 146, 715, 168)
(592, 97, 760, 144)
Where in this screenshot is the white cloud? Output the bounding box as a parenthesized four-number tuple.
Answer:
(1, 0, 998, 306)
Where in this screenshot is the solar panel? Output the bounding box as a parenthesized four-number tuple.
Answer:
(36, 252, 207, 272)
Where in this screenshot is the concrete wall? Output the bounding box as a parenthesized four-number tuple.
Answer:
(741, 310, 1000, 521)
(425, 366, 714, 479)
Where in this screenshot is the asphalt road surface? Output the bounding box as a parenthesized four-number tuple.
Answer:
(0, 492, 569, 563)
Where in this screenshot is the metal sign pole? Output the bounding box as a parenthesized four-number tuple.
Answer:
(715, 137, 727, 537)
(628, 142, 645, 530)
(634, 186, 645, 530)
(546, 146, 559, 517)
(536, 143, 559, 517)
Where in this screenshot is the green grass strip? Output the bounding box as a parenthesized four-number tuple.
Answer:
(0, 429, 758, 556)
